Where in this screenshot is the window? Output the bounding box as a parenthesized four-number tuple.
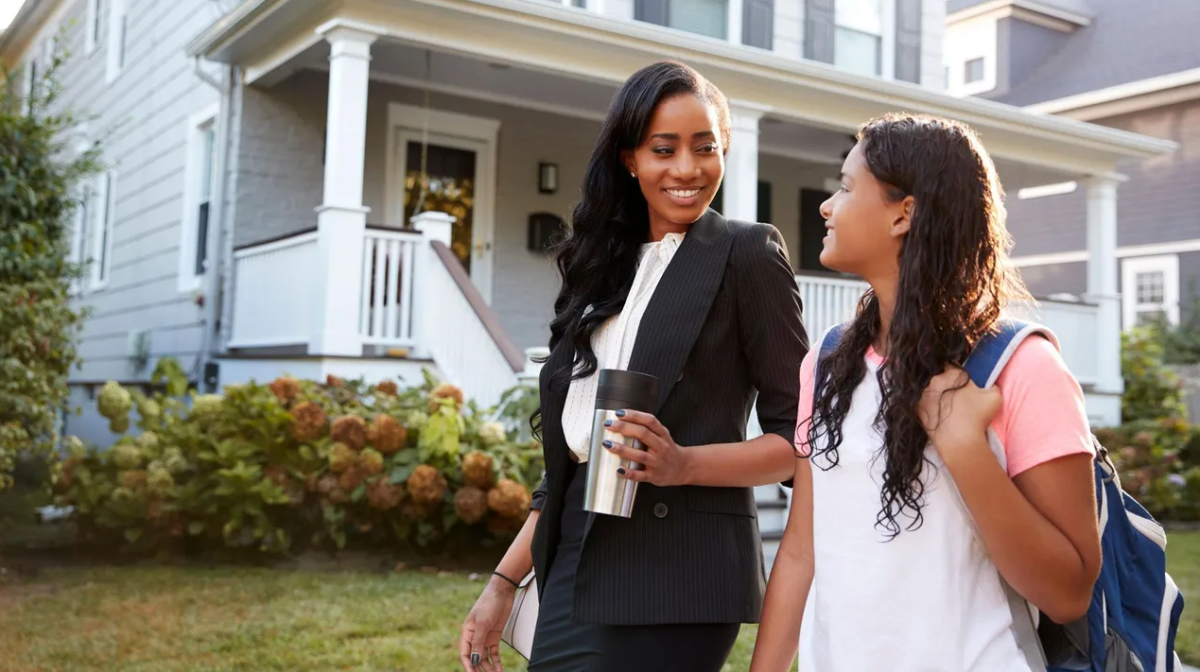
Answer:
(670, 0, 727, 39)
(834, 0, 883, 77)
(964, 57, 985, 84)
(1122, 255, 1180, 330)
(105, 0, 127, 83)
(179, 105, 220, 291)
(91, 172, 116, 290)
(86, 0, 103, 54)
(635, 0, 729, 40)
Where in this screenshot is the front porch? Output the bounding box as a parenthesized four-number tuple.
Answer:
(190, 0, 1176, 424)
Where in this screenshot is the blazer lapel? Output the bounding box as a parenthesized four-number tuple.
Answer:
(626, 209, 734, 413)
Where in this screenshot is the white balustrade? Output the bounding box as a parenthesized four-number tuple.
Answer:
(793, 273, 1101, 388)
(228, 232, 319, 348)
(359, 228, 422, 347)
(1007, 298, 1100, 387)
(795, 273, 869, 340)
(423, 250, 520, 408)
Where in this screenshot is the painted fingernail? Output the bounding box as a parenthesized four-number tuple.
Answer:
(603, 419, 613, 427)
(471, 653, 481, 666)
(615, 409, 626, 417)
(603, 439, 613, 449)
(617, 467, 626, 475)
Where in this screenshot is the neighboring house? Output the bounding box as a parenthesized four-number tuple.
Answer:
(0, 0, 1176, 562)
(945, 0, 1200, 336)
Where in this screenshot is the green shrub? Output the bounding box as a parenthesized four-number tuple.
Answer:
(50, 362, 544, 556)
(1122, 327, 1187, 423)
(1096, 419, 1200, 521)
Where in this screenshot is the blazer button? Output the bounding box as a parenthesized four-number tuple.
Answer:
(653, 502, 669, 519)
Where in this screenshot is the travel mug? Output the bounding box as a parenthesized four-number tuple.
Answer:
(584, 369, 660, 517)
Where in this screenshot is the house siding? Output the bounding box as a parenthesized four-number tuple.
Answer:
(1103, 101, 1200, 248)
(985, 17, 1065, 101)
(32, 0, 223, 385)
(1008, 101, 1200, 257)
(920, 0, 946, 88)
(1016, 260, 1087, 298)
(1004, 188, 1088, 257)
(773, 0, 803, 59)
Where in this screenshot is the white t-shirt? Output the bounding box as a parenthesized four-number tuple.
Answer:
(794, 336, 1094, 671)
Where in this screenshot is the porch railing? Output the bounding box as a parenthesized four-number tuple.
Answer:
(359, 228, 422, 347)
(796, 272, 868, 339)
(793, 272, 1100, 387)
(227, 231, 319, 348)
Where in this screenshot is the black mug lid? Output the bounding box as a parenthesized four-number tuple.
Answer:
(595, 369, 659, 412)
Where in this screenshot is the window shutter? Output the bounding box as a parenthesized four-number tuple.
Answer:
(743, 0, 774, 49)
(636, 0, 670, 26)
(804, 0, 836, 63)
(894, 0, 922, 83)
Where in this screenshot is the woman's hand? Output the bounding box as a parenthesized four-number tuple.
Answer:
(602, 409, 692, 486)
(459, 577, 516, 672)
(917, 364, 1003, 454)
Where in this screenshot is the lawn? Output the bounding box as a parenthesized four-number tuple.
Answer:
(0, 532, 1195, 670)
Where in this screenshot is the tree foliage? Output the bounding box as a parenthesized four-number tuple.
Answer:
(0, 50, 101, 488)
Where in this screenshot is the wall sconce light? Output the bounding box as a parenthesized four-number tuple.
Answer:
(538, 162, 558, 194)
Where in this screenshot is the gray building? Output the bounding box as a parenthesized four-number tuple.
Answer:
(946, 0, 1200, 331)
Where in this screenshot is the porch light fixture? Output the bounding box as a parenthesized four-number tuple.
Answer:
(538, 162, 558, 194)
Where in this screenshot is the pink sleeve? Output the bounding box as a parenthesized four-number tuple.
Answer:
(991, 336, 1095, 477)
(794, 348, 818, 458)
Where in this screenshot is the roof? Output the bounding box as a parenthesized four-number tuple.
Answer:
(948, 0, 1092, 19)
(987, 0, 1200, 106)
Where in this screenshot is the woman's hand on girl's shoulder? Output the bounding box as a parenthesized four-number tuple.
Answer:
(918, 365, 1003, 454)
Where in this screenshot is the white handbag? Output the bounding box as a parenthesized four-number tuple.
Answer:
(500, 571, 539, 659)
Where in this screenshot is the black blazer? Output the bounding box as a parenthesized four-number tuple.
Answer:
(529, 210, 809, 626)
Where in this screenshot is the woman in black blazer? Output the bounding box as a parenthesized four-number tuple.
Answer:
(459, 61, 808, 672)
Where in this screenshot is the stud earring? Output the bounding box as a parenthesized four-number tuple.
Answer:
(630, 172, 636, 178)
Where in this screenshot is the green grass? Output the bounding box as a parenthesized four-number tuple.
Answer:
(1170, 527, 1200, 664)
(0, 533, 1194, 671)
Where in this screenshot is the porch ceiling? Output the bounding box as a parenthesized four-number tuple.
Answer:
(188, 0, 1178, 178)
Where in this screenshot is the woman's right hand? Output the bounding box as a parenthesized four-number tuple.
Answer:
(459, 576, 518, 672)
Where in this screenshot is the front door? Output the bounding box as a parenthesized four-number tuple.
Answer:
(396, 131, 493, 301)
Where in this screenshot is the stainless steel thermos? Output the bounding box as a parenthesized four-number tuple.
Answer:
(583, 369, 660, 517)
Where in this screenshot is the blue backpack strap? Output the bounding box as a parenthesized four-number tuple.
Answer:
(812, 322, 848, 403)
(962, 318, 1054, 389)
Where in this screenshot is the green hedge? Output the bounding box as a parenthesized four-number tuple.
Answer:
(50, 360, 544, 556)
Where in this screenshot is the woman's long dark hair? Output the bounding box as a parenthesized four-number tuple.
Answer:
(531, 61, 731, 441)
(807, 113, 1032, 538)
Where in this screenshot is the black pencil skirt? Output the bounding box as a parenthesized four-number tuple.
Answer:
(527, 464, 741, 672)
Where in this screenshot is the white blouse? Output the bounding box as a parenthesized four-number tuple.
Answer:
(560, 232, 685, 463)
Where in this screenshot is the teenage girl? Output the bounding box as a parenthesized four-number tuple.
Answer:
(750, 113, 1102, 672)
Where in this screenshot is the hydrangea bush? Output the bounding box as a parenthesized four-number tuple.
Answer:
(50, 360, 543, 556)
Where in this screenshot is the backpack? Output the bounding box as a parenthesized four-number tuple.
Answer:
(814, 318, 1186, 672)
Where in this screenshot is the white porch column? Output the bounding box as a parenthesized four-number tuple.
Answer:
(411, 211, 456, 360)
(723, 102, 766, 222)
(1084, 175, 1125, 413)
(308, 22, 382, 356)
